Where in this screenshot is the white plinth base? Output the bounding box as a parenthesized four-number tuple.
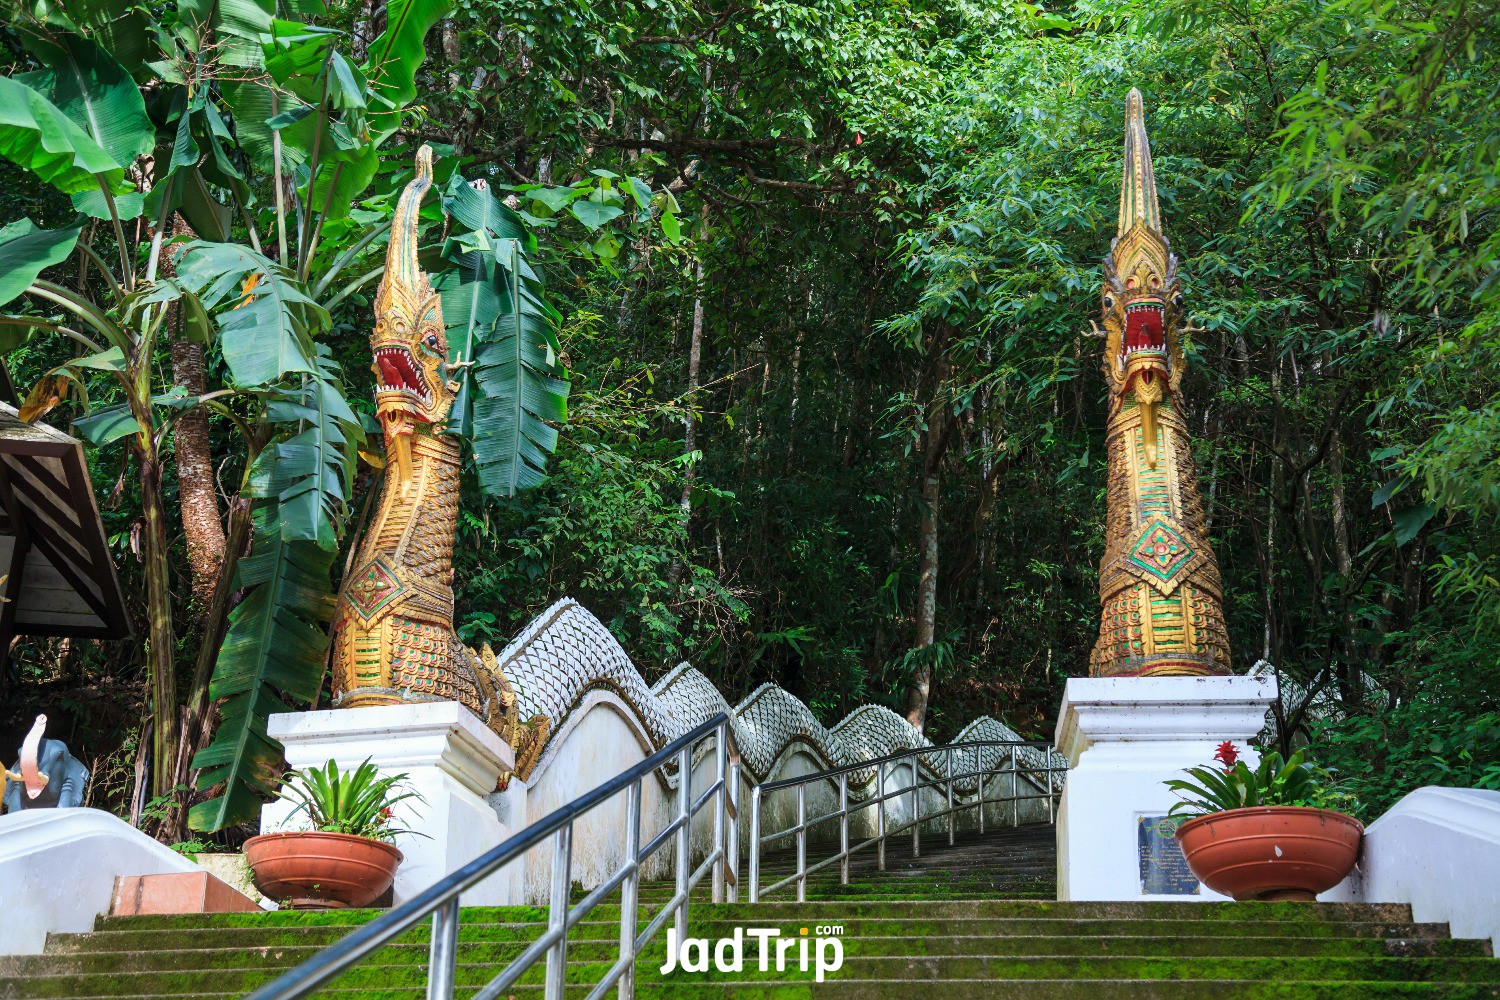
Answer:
(1054, 675, 1277, 901)
(265, 702, 525, 906)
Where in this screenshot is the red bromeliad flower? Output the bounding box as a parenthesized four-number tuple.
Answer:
(1214, 740, 1240, 773)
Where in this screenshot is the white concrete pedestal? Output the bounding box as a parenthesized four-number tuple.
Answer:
(1054, 675, 1277, 901)
(264, 702, 526, 905)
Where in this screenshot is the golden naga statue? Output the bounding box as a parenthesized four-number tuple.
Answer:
(1088, 91, 1232, 678)
(330, 146, 548, 780)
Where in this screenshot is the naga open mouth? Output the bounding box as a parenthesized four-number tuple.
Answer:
(1117, 299, 1171, 471)
(1118, 300, 1169, 373)
(373, 346, 433, 408)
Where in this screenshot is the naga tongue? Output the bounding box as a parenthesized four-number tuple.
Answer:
(382, 411, 415, 486)
(1135, 375, 1164, 470)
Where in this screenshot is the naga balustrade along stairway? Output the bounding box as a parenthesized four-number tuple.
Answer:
(2, 717, 1496, 999)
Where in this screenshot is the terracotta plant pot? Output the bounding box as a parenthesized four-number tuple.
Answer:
(1174, 805, 1363, 901)
(244, 831, 402, 909)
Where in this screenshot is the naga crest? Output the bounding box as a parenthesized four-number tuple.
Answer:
(1102, 89, 1187, 470)
(372, 144, 457, 483)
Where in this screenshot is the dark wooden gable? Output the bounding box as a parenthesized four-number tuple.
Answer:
(0, 404, 131, 644)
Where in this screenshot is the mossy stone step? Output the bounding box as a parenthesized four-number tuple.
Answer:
(8, 988, 1500, 1000)
(9, 825, 1496, 1000)
(41, 917, 1457, 959)
(92, 899, 1419, 929)
(9, 954, 1500, 998)
(10, 932, 1489, 979)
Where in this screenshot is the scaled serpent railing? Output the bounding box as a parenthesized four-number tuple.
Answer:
(747, 739, 1063, 902)
(244, 713, 737, 1000)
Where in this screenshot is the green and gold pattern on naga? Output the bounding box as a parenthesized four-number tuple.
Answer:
(1088, 91, 1231, 678)
(329, 146, 549, 780)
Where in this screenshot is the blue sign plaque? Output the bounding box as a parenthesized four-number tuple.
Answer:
(1137, 814, 1201, 895)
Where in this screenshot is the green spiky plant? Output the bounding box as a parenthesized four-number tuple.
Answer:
(1165, 742, 1354, 819)
(276, 759, 424, 844)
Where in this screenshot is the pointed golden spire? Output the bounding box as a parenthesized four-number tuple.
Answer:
(385, 144, 435, 291)
(1116, 88, 1161, 241)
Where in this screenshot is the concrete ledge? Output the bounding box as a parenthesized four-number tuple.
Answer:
(0, 809, 198, 955)
(1055, 675, 1278, 766)
(112, 871, 259, 916)
(267, 702, 513, 797)
(1323, 786, 1500, 951)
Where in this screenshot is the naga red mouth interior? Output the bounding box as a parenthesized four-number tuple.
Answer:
(374, 347, 432, 405)
(1119, 302, 1167, 372)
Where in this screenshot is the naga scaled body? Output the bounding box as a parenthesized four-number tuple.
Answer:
(330, 147, 547, 778)
(1089, 91, 1232, 678)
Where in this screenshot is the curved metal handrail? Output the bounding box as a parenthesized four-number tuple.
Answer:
(245, 712, 737, 1000)
(748, 738, 1065, 902)
(756, 737, 1058, 791)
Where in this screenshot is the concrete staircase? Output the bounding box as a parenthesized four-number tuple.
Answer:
(3, 824, 1496, 999)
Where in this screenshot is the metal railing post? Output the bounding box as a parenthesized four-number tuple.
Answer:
(727, 760, 741, 903)
(1010, 750, 1019, 828)
(877, 764, 887, 871)
(674, 743, 692, 944)
(978, 763, 986, 835)
(426, 897, 459, 1000)
(712, 723, 727, 904)
(748, 785, 762, 903)
(838, 772, 849, 885)
(544, 824, 572, 1000)
(911, 758, 920, 858)
(618, 780, 642, 999)
(795, 782, 807, 903)
(946, 746, 955, 847)
(1048, 760, 1057, 823)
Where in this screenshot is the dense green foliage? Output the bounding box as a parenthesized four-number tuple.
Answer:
(2, 0, 1497, 835)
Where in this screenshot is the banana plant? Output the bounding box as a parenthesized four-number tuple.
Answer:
(3, 0, 574, 835)
(0, 0, 458, 832)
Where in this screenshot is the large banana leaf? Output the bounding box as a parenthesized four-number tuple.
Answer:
(0, 75, 126, 196)
(436, 171, 568, 497)
(471, 244, 569, 496)
(175, 242, 327, 386)
(15, 32, 152, 176)
(362, 0, 452, 142)
(248, 353, 362, 550)
(30, 0, 154, 77)
(188, 502, 337, 832)
(0, 218, 84, 309)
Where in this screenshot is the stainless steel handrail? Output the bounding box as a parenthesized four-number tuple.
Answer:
(245, 713, 738, 1000)
(747, 738, 1063, 902)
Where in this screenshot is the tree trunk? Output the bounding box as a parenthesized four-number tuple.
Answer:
(679, 239, 706, 518)
(903, 338, 953, 732)
(669, 210, 708, 588)
(170, 340, 225, 614)
(904, 452, 942, 731)
(169, 496, 253, 826)
(1328, 425, 1361, 705)
(137, 437, 178, 801)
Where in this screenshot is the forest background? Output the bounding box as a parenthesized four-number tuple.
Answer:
(1, 0, 1497, 841)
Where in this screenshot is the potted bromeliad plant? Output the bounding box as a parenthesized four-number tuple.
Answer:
(1166, 741, 1363, 901)
(244, 760, 422, 909)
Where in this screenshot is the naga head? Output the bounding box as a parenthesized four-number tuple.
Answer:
(1102, 89, 1186, 469)
(371, 145, 456, 482)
